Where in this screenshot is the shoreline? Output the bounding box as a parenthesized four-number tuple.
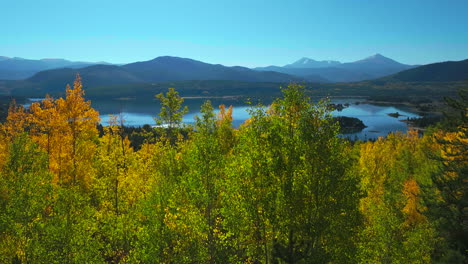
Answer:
(362, 99, 444, 116)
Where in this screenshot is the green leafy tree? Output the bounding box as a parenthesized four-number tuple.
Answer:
(428, 89, 468, 262)
(130, 140, 188, 262)
(154, 88, 189, 142)
(182, 101, 231, 262)
(224, 84, 361, 263)
(356, 131, 437, 263)
(0, 134, 52, 263)
(93, 115, 140, 262)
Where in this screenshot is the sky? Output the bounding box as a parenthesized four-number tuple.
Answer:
(2, 0, 468, 67)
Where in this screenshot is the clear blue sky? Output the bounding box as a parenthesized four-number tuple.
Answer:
(2, 0, 468, 67)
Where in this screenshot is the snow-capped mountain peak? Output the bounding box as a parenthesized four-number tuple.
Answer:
(284, 57, 341, 68)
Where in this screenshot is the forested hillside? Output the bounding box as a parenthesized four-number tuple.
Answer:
(381, 59, 468, 82)
(0, 76, 466, 263)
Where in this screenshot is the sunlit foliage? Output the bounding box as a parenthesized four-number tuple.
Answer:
(0, 80, 466, 263)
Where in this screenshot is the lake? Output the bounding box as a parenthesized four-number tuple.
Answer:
(26, 97, 421, 140)
(326, 98, 421, 140)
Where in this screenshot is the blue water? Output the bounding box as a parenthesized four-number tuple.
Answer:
(328, 98, 420, 140)
(99, 106, 254, 128)
(27, 97, 421, 140)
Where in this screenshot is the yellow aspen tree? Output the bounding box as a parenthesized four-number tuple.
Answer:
(28, 95, 67, 180)
(0, 101, 30, 169)
(216, 104, 236, 154)
(1, 100, 29, 139)
(53, 74, 100, 187)
(402, 178, 426, 227)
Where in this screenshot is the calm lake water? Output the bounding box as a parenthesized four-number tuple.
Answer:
(27, 97, 421, 140)
(327, 98, 420, 140)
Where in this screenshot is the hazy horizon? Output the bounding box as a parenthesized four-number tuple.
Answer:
(1, 52, 454, 68)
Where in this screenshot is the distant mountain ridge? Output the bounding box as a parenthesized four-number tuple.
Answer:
(0, 57, 112, 80)
(255, 53, 415, 82)
(3, 55, 467, 98)
(2, 57, 466, 99)
(7, 56, 302, 95)
(0, 53, 416, 83)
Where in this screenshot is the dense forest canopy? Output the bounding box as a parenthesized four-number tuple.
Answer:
(0, 75, 466, 263)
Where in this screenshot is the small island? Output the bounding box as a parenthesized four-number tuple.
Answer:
(327, 103, 348, 112)
(333, 116, 367, 134)
(387, 112, 403, 118)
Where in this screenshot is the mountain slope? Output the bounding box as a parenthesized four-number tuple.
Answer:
(300, 67, 371, 82)
(0, 57, 111, 80)
(380, 59, 468, 82)
(27, 65, 144, 90)
(122, 56, 299, 82)
(207, 65, 329, 83)
(254, 65, 368, 82)
(338, 53, 414, 78)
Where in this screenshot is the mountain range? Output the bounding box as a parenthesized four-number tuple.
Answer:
(0, 53, 417, 84)
(3, 56, 300, 95)
(1, 55, 467, 98)
(254, 54, 416, 82)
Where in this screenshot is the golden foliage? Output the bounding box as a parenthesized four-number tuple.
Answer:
(15, 74, 100, 187)
(217, 104, 233, 127)
(2, 100, 29, 138)
(402, 178, 426, 227)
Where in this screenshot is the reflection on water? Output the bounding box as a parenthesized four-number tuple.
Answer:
(329, 98, 420, 140)
(28, 97, 421, 140)
(96, 98, 262, 129)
